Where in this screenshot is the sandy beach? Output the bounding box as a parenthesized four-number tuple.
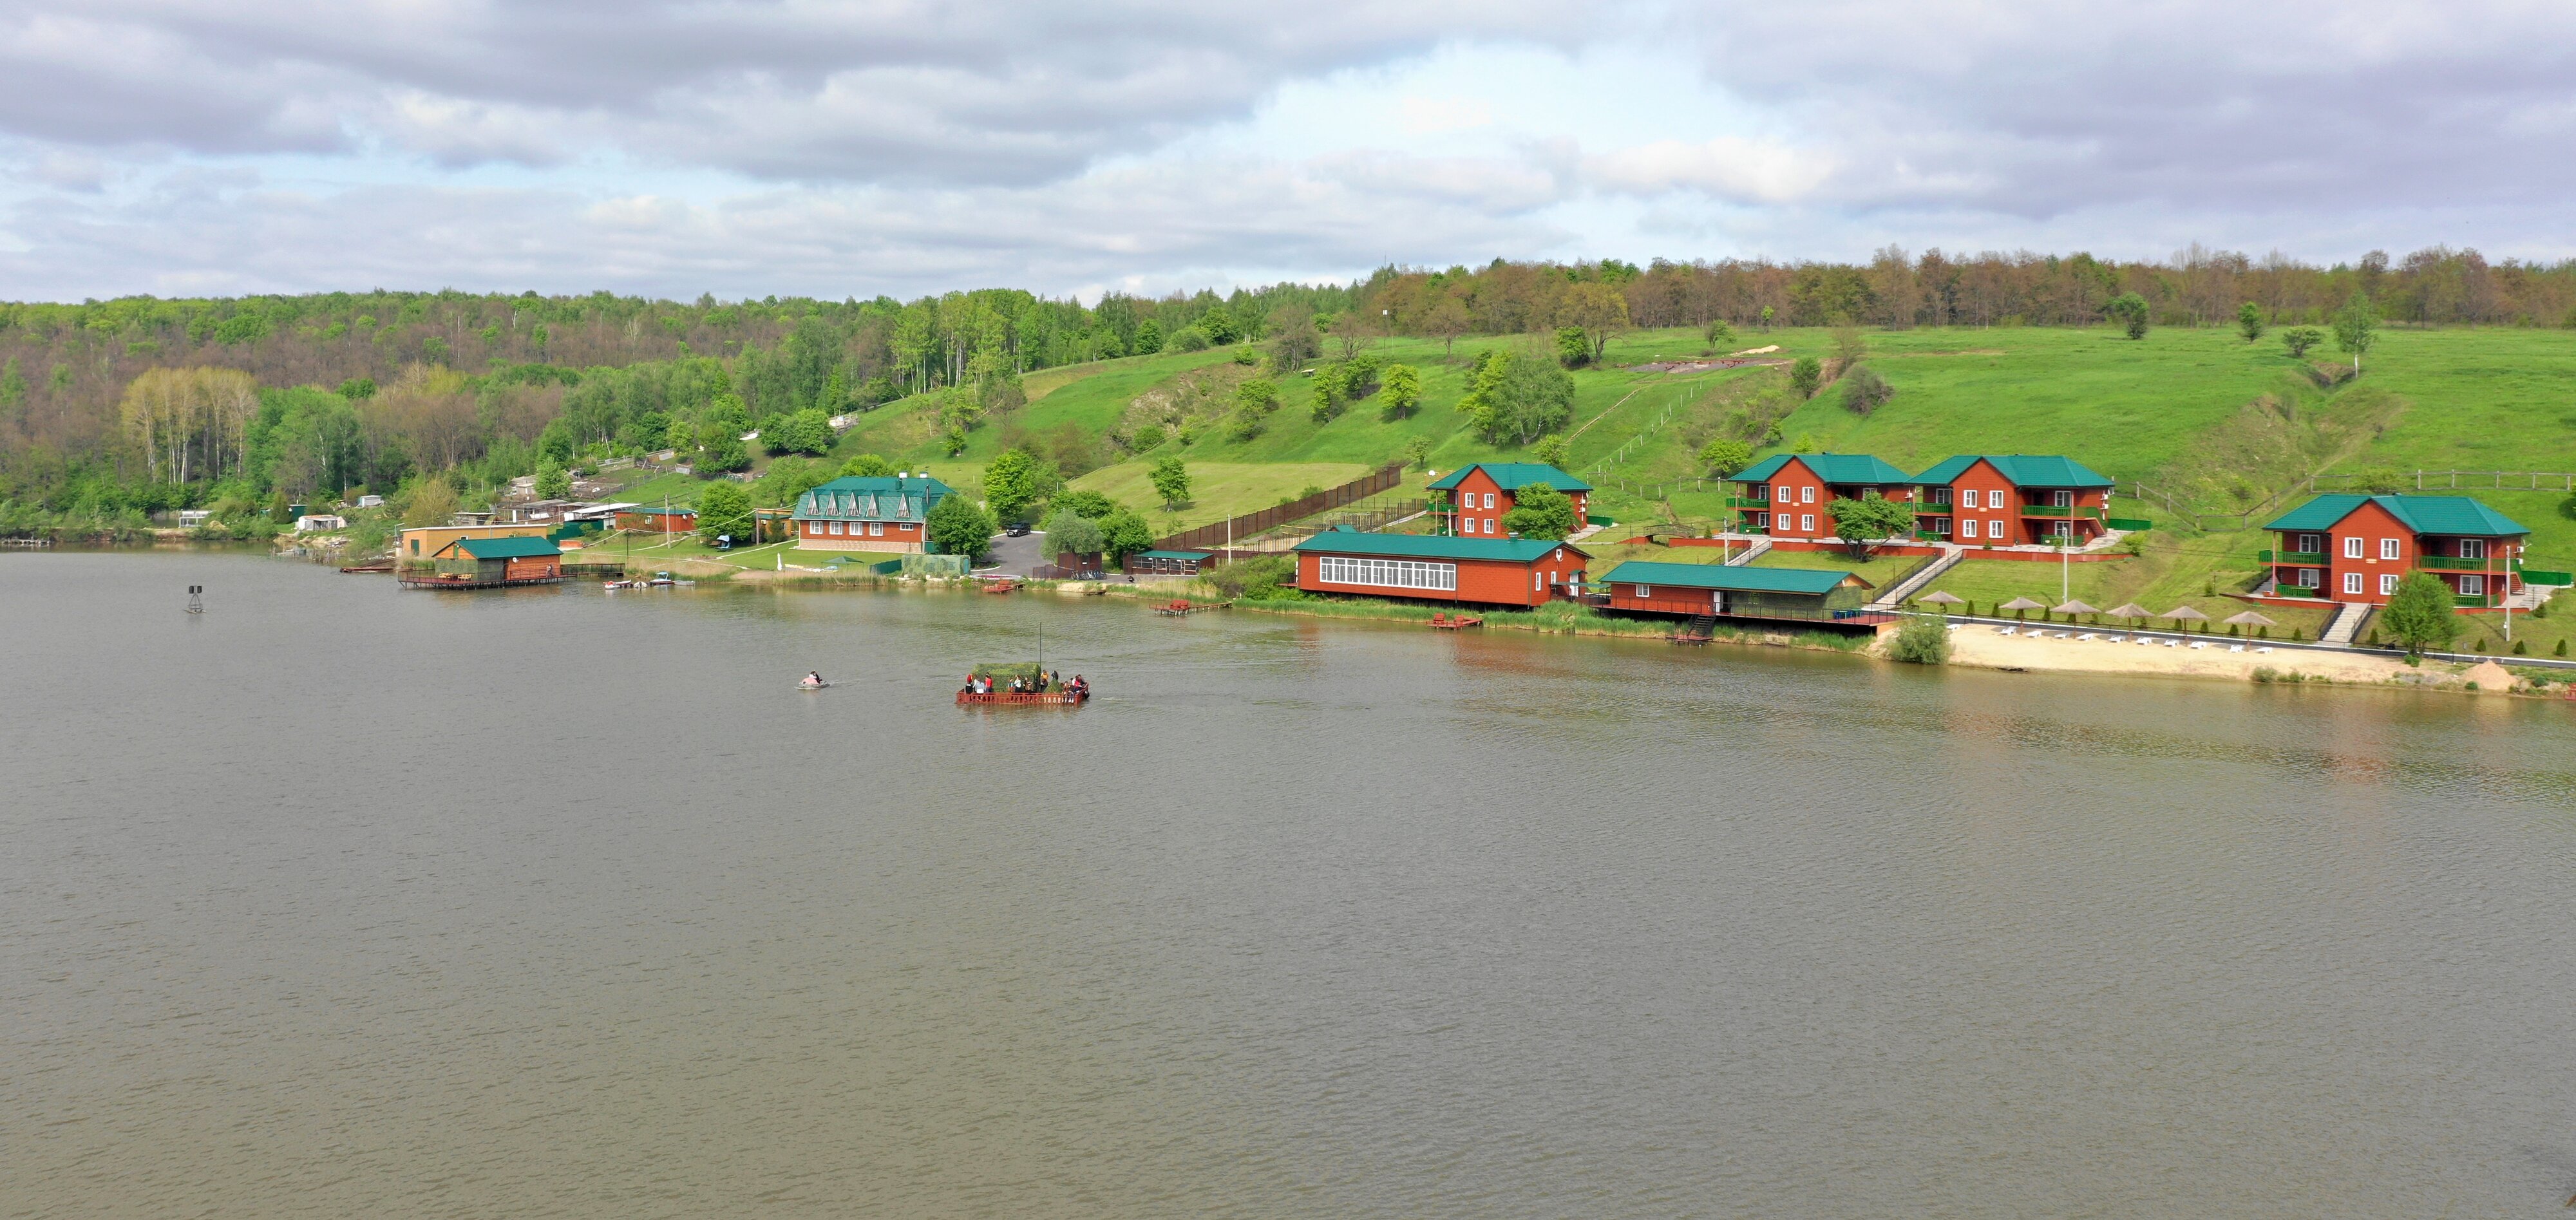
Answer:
(1935, 623, 2430, 684)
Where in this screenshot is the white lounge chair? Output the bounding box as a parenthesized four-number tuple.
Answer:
(1997, 626, 2016, 635)
(2078, 633, 2097, 641)
(2228, 644, 2245, 653)
(2163, 639, 2180, 648)
(2137, 637, 2155, 646)
(2255, 646, 2273, 654)
(2188, 641, 2208, 650)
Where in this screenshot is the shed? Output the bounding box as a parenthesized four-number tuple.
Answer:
(1601, 560, 1873, 621)
(1126, 549, 1218, 575)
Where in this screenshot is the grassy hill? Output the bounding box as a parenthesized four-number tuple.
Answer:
(745, 323, 2573, 567)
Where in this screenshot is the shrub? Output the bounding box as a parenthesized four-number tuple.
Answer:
(1165, 326, 1211, 353)
(1199, 552, 1298, 598)
(1839, 364, 1893, 415)
(2557, 639, 2568, 657)
(2512, 639, 2528, 655)
(1788, 357, 1821, 399)
(1131, 424, 1166, 451)
(1555, 327, 1591, 368)
(1886, 615, 1950, 664)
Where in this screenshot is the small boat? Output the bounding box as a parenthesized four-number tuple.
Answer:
(797, 680, 831, 691)
(604, 579, 638, 590)
(956, 688, 1085, 706)
(1155, 599, 1194, 616)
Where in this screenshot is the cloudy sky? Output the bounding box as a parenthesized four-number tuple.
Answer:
(2, 0, 2568, 303)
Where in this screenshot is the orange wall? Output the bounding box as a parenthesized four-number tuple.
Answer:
(1297, 545, 1585, 606)
(1445, 468, 1589, 537)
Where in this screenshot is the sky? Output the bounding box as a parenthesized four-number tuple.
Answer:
(3, 0, 2570, 303)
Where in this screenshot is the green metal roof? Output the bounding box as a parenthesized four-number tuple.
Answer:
(627, 506, 694, 517)
(1600, 560, 1860, 594)
(452, 535, 561, 559)
(1137, 550, 1211, 560)
(1292, 529, 1585, 563)
(799, 474, 954, 521)
(1911, 454, 2115, 488)
(1732, 453, 1915, 486)
(2262, 493, 2529, 536)
(1425, 462, 1593, 493)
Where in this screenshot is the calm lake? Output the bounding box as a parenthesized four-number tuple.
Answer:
(8, 550, 2576, 1217)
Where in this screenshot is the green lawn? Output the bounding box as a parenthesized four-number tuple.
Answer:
(1747, 546, 1927, 588)
(1068, 460, 1370, 534)
(1914, 544, 2337, 639)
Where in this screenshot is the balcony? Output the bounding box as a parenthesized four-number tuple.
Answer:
(2020, 503, 2107, 520)
(1911, 501, 1955, 515)
(2454, 593, 2496, 608)
(2416, 554, 2497, 572)
(1913, 529, 1949, 541)
(2259, 549, 2327, 565)
(2271, 583, 2327, 599)
(1724, 496, 1772, 509)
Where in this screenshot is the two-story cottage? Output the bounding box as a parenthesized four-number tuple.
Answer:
(1727, 454, 1915, 543)
(2260, 494, 2530, 607)
(1909, 455, 2116, 547)
(793, 474, 956, 553)
(1426, 463, 1591, 538)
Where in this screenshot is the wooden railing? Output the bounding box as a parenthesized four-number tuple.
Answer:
(1153, 462, 1406, 550)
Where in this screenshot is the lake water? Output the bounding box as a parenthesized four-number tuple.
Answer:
(8, 550, 2576, 1217)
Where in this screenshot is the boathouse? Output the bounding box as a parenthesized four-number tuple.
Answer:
(1125, 549, 1217, 576)
(1427, 462, 1591, 538)
(2259, 493, 2533, 608)
(1909, 455, 2116, 547)
(794, 474, 955, 553)
(1600, 560, 1875, 623)
(397, 522, 553, 562)
(1727, 455, 1915, 543)
(1293, 529, 1586, 606)
(419, 534, 564, 585)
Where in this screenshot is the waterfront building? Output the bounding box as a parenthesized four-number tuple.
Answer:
(793, 474, 956, 553)
(422, 534, 563, 585)
(1600, 561, 1878, 623)
(614, 507, 697, 533)
(397, 522, 553, 562)
(1292, 529, 1586, 606)
(1125, 550, 1217, 576)
(1427, 463, 1591, 538)
(1726, 455, 1915, 542)
(2260, 494, 2531, 608)
(1908, 455, 2117, 547)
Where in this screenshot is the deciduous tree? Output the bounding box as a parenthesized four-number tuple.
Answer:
(1827, 493, 1915, 557)
(1698, 437, 1752, 476)
(2236, 302, 2266, 342)
(840, 453, 895, 477)
(694, 481, 753, 545)
(1499, 482, 1579, 540)
(2282, 326, 2325, 358)
(1379, 363, 1421, 420)
(925, 492, 998, 561)
(2380, 569, 2458, 657)
(2333, 292, 2379, 371)
(981, 447, 1052, 525)
(2106, 293, 2151, 340)
(1150, 454, 1192, 509)
(1788, 357, 1822, 400)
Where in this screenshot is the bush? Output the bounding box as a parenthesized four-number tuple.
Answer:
(2557, 639, 2567, 657)
(1839, 364, 1893, 415)
(1199, 553, 1298, 599)
(1788, 357, 1821, 399)
(1887, 615, 1950, 664)
(2512, 639, 2528, 655)
(1131, 424, 1166, 451)
(1165, 326, 1211, 353)
(1555, 326, 1591, 368)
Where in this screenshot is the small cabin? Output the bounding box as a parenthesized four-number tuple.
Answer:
(430, 534, 562, 583)
(1600, 560, 1873, 621)
(1126, 549, 1217, 576)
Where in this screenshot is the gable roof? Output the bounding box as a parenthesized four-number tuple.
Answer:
(1426, 462, 1593, 493)
(1600, 560, 1866, 594)
(798, 474, 954, 521)
(1733, 453, 1915, 486)
(449, 535, 561, 559)
(1912, 454, 2115, 488)
(1292, 529, 1586, 563)
(2263, 493, 2529, 536)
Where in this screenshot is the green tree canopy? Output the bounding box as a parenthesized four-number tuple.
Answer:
(1499, 482, 1579, 540)
(981, 447, 1052, 525)
(2282, 326, 2326, 359)
(694, 480, 753, 544)
(2333, 292, 2380, 371)
(2236, 302, 2266, 342)
(533, 459, 571, 500)
(767, 408, 833, 456)
(1052, 489, 1119, 519)
(1099, 507, 1155, 561)
(1788, 357, 1822, 399)
(924, 492, 997, 561)
(1886, 614, 1949, 664)
(1698, 437, 1753, 476)
(2106, 292, 2151, 339)
(1150, 454, 1192, 509)
(840, 453, 895, 478)
(1379, 363, 1421, 420)
(1703, 317, 1736, 352)
(1839, 364, 1893, 415)
(1457, 352, 1575, 445)
(2380, 569, 2458, 657)
(1041, 507, 1106, 555)
(402, 475, 457, 527)
(1828, 493, 1915, 557)
(1553, 326, 1591, 368)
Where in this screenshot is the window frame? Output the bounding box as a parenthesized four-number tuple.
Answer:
(2379, 573, 2399, 596)
(2343, 536, 2363, 559)
(2344, 572, 2363, 594)
(2380, 538, 2400, 561)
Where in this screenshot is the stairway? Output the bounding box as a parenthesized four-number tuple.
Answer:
(1869, 547, 1964, 610)
(1722, 538, 1770, 567)
(2321, 601, 2369, 644)
(1674, 614, 1718, 643)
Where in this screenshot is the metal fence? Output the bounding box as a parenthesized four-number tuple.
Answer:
(1154, 462, 1408, 551)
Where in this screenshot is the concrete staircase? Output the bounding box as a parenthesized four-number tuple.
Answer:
(1870, 547, 1964, 610)
(1722, 537, 1770, 567)
(2321, 601, 2369, 644)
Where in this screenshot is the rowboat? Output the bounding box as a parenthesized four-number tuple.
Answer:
(956, 689, 1086, 706)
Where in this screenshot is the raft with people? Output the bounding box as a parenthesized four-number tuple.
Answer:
(956, 661, 1089, 706)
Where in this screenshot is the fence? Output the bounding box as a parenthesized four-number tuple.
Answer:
(1154, 462, 1408, 551)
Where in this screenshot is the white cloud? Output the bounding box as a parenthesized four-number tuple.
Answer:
(1586, 137, 1833, 205)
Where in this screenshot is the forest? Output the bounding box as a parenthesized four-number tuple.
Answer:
(2, 243, 2570, 534)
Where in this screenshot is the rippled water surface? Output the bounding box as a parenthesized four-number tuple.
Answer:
(8, 551, 2576, 1217)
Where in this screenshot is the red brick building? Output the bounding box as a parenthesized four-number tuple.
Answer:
(615, 506, 697, 532)
(1426, 463, 1591, 538)
(793, 474, 955, 553)
(1909, 455, 2116, 547)
(2259, 493, 2531, 607)
(1726, 454, 1914, 542)
(1292, 529, 1587, 606)
(1599, 560, 1875, 623)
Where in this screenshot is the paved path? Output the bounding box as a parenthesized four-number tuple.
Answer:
(986, 530, 1048, 576)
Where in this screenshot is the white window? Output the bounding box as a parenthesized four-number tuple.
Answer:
(1934, 518, 1951, 536)
(1801, 485, 1816, 504)
(1961, 489, 1979, 509)
(2380, 538, 2400, 560)
(1962, 519, 1980, 539)
(2298, 533, 2322, 554)
(1776, 484, 1793, 505)
(2461, 574, 2485, 596)
(869, 521, 884, 536)
(1991, 519, 2007, 539)
(1751, 486, 1769, 502)
(2053, 489, 2073, 507)
(2460, 539, 2486, 559)
(1483, 492, 1496, 509)
(2379, 573, 2398, 596)
(1316, 554, 1455, 590)
(2343, 536, 2362, 559)
(1801, 514, 1816, 532)
(2344, 572, 2363, 594)
(828, 520, 844, 535)
(1635, 585, 1653, 597)
(2300, 568, 2320, 588)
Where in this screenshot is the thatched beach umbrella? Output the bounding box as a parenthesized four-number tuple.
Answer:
(2163, 605, 2211, 633)
(2106, 602, 2154, 626)
(2225, 608, 2276, 638)
(2000, 596, 2046, 622)
(1917, 590, 1964, 614)
(2054, 599, 2100, 623)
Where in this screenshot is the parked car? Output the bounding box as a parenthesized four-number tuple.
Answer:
(1004, 523, 1030, 537)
